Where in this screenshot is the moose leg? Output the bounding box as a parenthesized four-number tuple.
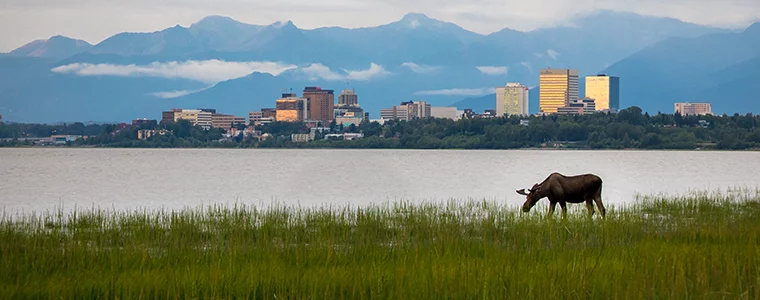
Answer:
(559, 202, 567, 218)
(585, 200, 595, 217)
(593, 187, 607, 219)
(548, 201, 557, 217)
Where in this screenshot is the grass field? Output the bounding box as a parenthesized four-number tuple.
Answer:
(2, 189, 759, 299)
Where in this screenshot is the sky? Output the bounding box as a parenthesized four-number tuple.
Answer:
(1, 0, 760, 52)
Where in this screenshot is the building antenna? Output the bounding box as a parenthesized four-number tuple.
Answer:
(346, 76, 350, 90)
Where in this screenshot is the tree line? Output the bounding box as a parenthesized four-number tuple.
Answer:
(1, 107, 759, 150)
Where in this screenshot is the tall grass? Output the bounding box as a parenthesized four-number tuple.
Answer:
(2, 189, 759, 299)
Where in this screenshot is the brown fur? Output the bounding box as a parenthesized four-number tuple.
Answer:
(517, 173, 606, 218)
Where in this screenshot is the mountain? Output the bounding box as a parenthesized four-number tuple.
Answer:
(602, 22, 760, 113)
(10, 36, 92, 59)
(0, 11, 749, 123)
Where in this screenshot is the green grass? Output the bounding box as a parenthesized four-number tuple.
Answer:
(2, 189, 759, 299)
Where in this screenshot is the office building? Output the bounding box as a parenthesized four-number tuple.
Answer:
(338, 89, 358, 106)
(261, 108, 277, 119)
(161, 108, 211, 128)
(211, 114, 246, 129)
(496, 83, 530, 116)
(585, 74, 620, 111)
(303, 86, 335, 125)
(275, 93, 309, 122)
(430, 107, 461, 120)
(557, 98, 596, 115)
(380, 101, 431, 121)
(539, 68, 579, 113)
(675, 102, 712, 116)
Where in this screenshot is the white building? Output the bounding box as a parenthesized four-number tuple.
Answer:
(675, 102, 712, 116)
(430, 106, 461, 120)
(496, 83, 529, 117)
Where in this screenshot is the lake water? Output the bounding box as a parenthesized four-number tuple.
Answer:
(1, 148, 758, 214)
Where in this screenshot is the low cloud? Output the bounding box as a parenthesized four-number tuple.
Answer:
(302, 63, 390, 81)
(547, 49, 560, 60)
(150, 88, 208, 99)
(345, 63, 390, 81)
(401, 62, 442, 73)
(300, 63, 344, 81)
(51, 60, 297, 84)
(476, 66, 508, 76)
(414, 88, 495, 96)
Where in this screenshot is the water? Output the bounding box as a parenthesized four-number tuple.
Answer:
(1, 148, 758, 214)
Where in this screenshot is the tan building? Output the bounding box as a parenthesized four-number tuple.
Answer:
(161, 109, 211, 128)
(675, 102, 712, 116)
(303, 87, 335, 125)
(275, 93, 308, 122)
(338, 89, 358, 106)
(585, 74, 620, 111)
(211, 114, 246, 129)
(539, 68, 579, 113)
(430, 106, 462, 120)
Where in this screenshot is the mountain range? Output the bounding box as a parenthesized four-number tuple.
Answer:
(0, 10, 756, 123)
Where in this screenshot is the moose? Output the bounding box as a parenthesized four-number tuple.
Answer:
(516, 172, 606, 218)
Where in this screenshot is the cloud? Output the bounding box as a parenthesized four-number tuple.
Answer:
(520, 61, 534, 73)
(300, 63, 344, 81)
(345, 63, 390, 81)
(150, 88, 207, 99)
(476, 66, 508, 76)
(301, 63, 390, 81)
(547, 49, 560, 60)
(401, 62, 441, 73)
(51, 60, 296, 84)
(414, 88, 495, 96)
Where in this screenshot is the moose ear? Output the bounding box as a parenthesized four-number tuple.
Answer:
(516, 189, 529, 195)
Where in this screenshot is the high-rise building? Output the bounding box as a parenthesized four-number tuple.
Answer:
(675, 102, 712, 116)
(539, 68, 579, 113)
(275, 93, 308, 122)
(585, 74, 620, 111)
(338, 89, 358, 106)
(303, 87, 335, 125)
(496, 83, 530, 116)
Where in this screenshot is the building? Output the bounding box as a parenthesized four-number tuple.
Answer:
(380, 101, 431, 121)
(539, 68, 579, 113)
(50, 135, 81, 145)
(585, 74, 620, 111)
(338, 89, 358, 106)
(161, 108, 211, 128)
(430, 107, 461, 120)
(138, 129, 170, 140)
(131, 118, 155, 126)
(557, 98, 596, 115)
(303, 86, 335, 125)
(261, 108, 277, 119)
(380, 106, 410, 121)
(211, 114, 246, 129)
(291, 133, 315, 143)
(275, 93, 309, 122)
(496, 83, 530, 116)
(675, 102, 712, 116)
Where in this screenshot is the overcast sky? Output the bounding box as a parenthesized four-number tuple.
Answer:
(1, 0, 759, 52)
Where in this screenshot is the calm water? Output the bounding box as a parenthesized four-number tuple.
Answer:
(0, 148, 758, 213)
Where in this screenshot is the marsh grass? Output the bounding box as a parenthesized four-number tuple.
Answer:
(2, 189, 759, 299)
